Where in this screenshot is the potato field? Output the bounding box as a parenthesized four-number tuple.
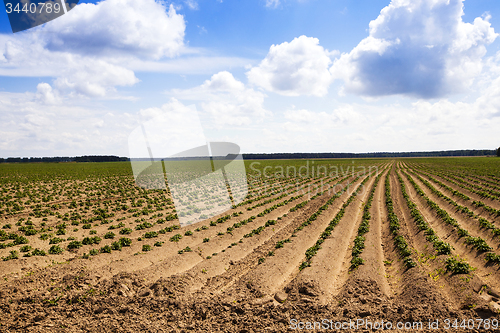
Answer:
(0, 158, 499, 332)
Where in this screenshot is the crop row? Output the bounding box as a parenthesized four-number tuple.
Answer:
(410, 164, 500, 218)
(409, 166, 500, 217)
(407, 170, 500, 241)
(350, 171, 384, 269)
(397, 171, 453, 255)
(185, 177, 341, 260)
(299, 170, 377, 271)
(424, 169, 500, 202)
(385, 169, 416, 269)
(395, 170, 475, 274)
(254, 174, 360, 266)
(402, 171, 500, 264)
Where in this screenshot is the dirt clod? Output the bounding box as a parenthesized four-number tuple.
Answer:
(274, 292, 287, 303)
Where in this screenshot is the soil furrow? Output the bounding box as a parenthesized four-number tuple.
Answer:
(407, 170, 500, 252)
(216, 174, 373, 300)
(282, 173, 379, 305)
(392, 168, 488, 310)
(411, 167, 500, 211)
(409, 166, 500, 225)
(400, 170, 500, 294)
(353, 168, 392, 297)
(178, 174, 364, 297)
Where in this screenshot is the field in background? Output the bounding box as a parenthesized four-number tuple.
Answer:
(0, 157, 499, 331)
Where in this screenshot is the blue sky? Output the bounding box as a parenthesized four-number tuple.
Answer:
(1, 0, 500, 157)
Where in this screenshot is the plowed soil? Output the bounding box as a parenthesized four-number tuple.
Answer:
(1, 161, 499, 332)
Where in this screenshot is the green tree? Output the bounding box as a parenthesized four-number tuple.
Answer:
(497, 147, 500, 157)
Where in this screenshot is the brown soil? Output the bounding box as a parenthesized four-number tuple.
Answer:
(1, 163, 499, 333)
(410, 167, 500, 226)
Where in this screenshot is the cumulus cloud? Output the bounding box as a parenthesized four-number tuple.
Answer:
(133, 98, 207, 159)
(36, 83, 60, 104)
(201, 72, 269, 127)
(476, 82, 500, 118)
(169, 71, 270, 127)
(201, 71, 245, 91)
(45, 0, 185, 59)
(473, 51, 500, 118)
(0, 91, 138, 157)
(261, 95, 500, 153)
(247, 36, 335, 97)
(0, 36, 140, 98)
(0, 0, 186, 99)
(283, 105, 365, 131)
(330, 0, 498, 99)
(53, 59, 139, 97)
(139, 98, 196, 122)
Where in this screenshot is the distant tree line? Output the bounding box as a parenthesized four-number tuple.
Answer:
(74, 156, 128, 162)
(0, 149, 497, 164)
(243, 149, 497, 160)
(0, 156, 129, 163)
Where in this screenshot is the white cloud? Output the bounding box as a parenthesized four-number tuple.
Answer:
(283, 105, 365, 131)
(198, 25, 208, 34)
(133, 98, 207, 158)
(330, 0, 498, 99)
(139, 98, 195, 122)
(122, 56, 255, 75)
(3, 74, 500, 158)
(169, 71, 270, 127)
(53, 59, 139, 98)
(0, 91, 138, 157)
(3, 0, 500, 157)
(201, 72, 270, 127)
(36, 83, 60, 104)
(265, 0, 280, 9)
(184, 0, 199, 10)
(0, 36, 140, 98)
(247, 36, 334, 97)
(259, 96, 498, 153)
(45, 0, 186, 59)
(476, 81, 500, 118)
(470, 51, 500, 119)
(0, 0, 186, 99)
(284, 108, 316, 124)
(0, 0, 255, 99)
(201, 71, 245, 91)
